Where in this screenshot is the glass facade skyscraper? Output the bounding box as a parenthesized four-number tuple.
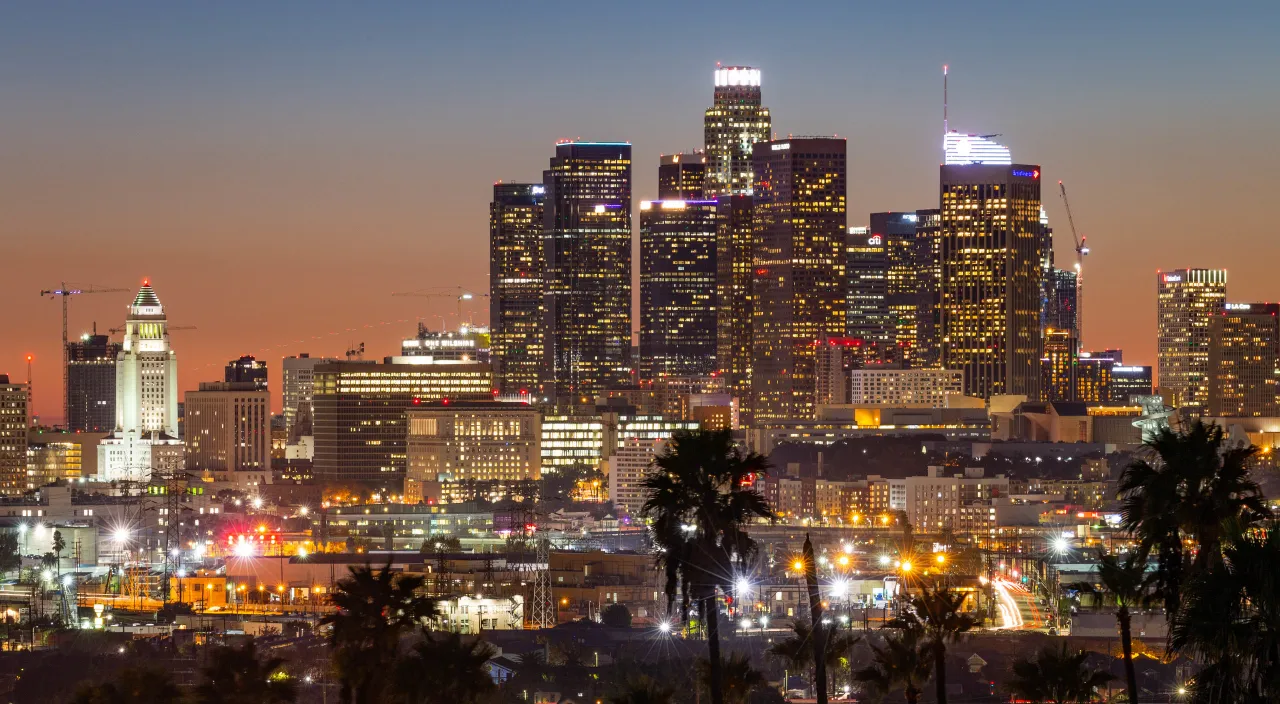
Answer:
(542, 142, 633, 403)
(489, 182, 546, 395)
(1156, 268, 1227, 410)
(751, 138, 847, 422)
(639, 199, 718, 380)
(658, 153, 706, 200)
(704, 67, 771, 198)
(66, 333, 120, 432)
(715, 193, 756, 420)
(939, 162, 1044, 399)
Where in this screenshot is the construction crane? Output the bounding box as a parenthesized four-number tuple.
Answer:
(39, 283, 129, 423)
(391, 287, 489, 327)
(1057, 181, 1090, 350)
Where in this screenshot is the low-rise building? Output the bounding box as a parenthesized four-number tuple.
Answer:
(848, 368, 964, 407)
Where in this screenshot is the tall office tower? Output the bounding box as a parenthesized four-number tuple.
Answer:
(66, 333, 121, 432)
(311, 359, 492, 485)
(282, 354, 337, 439)
(1041, 327, 1077, 402)
(542, 142, 632, 404)
(403, 401, 541, 504)
(658, 153, 707, 200)
(939, 157, 1044, 400)
(704, 66, 771, 198)
(225, 355, 268, 390)
(639, 198, 718, 380)
(0, 376, 29, 495)
(184, 381, 271, 488)
(1208, 302, 1280, 417)
(715, 194, 756, 418)
(1075, 352, 1114, 403)
(814, 337, 852, 408)
(1110, 364, 1154, 404)
(490, 182, 546, 396)
(871, 212, 932, 368)
(1156, 269, 1227, 410)
(846, 226, 892, 357)
(1038, 207, 1055, 336)
(1047, 268, 1078, 336)
(751, 137, 847, 422)
(913, 208, 943, 366)
(98, 281, 184, 482)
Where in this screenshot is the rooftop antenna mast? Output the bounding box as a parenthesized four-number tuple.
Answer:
(943, 64, 949, 135)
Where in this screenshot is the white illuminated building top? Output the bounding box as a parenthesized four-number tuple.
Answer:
(98, 280, 181, 483)
(943, 132, 1012, 165)
(714, 66, 760, 87)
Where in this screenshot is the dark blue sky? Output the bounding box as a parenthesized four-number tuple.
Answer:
(3, 2, 1278, 418)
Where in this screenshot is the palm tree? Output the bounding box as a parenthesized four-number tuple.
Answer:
(853, 627, 931, 704)
(1171, 525, 1280, 702)
(71, 667, 183, 704)
(768, 620, 859, 697)
(1118, 421, 1269, 615)
(607, 675, 676, 704)
(889, 583, 976, 704)
(1070, 550, 1153, 704)
(1007, 643, 1114, 704)
(52, 529, 65, 577)
(389, 631, 497, 704)
(641, 429, 773, 704)
(697, 653, 765, 704)
(320, 563, 437, 704)
(192, 641, 297, 704)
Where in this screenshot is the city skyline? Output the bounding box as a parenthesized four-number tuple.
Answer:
(4, 3, 1279, 421)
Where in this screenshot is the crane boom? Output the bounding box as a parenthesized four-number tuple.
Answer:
(391, 286, 489, 326)
(40, 283, 130, 425)
(1056, 181, 1090, 350)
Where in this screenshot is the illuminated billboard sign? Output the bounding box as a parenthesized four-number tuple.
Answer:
(1012, 169, 1040, 179)
(1225, 303, 1254, 311)
(867, 235, 883, 246)
(1163, 274, 1182, 283)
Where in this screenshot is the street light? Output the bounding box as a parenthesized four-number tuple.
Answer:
(900, 561, 913, 573)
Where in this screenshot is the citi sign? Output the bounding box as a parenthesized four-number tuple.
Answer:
(1012, 169, 1040, 179)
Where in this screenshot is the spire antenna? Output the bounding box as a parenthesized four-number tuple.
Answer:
(943, 64, 949, 136)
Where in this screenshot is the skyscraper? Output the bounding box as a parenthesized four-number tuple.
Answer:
(704, 66, 771, 198)
(1047, 268, 1079, 336)
(0, 376, 28, 495)
(66, 333, 121, 432)
(751, 137, 847, 422)
(225, 355, 268, 390)
(912, 208, 943, 367)
(845, 226, 891, 356)
(282, 353, 337, 439)
(870, 212, 936, 368)
(185, 381, 271, 488)
(715, 193, 755, 418)
(639, 198, 718, 380)
(490, 182, 546, 396)
(98, 281, 183, 482)
(311, 359, 492, 485)
(542, 142, 632, 403)
(1208, 302, 1279, 417)
(939, 159, 1044, 399)
(1041, 327, 1077, 402)
(1156, 268, 1227, 410)
(658, 153, 706, 200)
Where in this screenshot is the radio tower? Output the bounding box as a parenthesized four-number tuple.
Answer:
(531, 536, 553, 629)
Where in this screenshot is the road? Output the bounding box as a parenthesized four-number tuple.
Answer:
(990, 578, 1047, 631)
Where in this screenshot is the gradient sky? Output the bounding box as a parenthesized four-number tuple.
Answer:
(3, 2, 1278, 421)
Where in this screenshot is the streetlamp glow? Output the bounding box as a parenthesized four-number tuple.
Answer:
(735, 578, 751, 595)
(792, 559, 805, 572)
(900, 560, 913, 573)
(878, 554, 890, 566)
(658, 621, 671, 634)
